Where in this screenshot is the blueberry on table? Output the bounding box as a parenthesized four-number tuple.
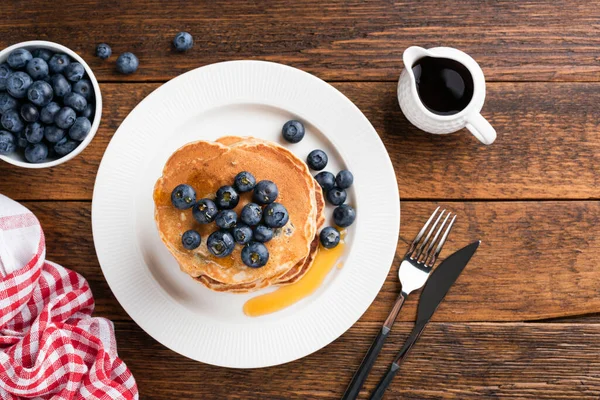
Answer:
(7, 71, 33, 98)
(215, 185, 240, 209)
(241, 241, 269, 268)
(233, 171, 256, 193)
(232, 223, 253, 245)
(54, 137, 78, 156)
(50, 74, 71, 97)
(116, 52, 139, 74)
(26, 58, 49, 80)
(7, 49, 32, 70)
(306, 149, 328, 171)
(32, 48, 53, 62)
(314, 171, 335, 191)
(253, 224, 273, 243)
(320, 226, 340, 249)
(0, 93, 18, 114)
(27, 80, 53, 106)
(170, 184, 196, 210)
(0, 63, 13, 91)
(44, 125, 66, 143)
(181, 230, 201, 250)
(25, 122, 44, 143)
(0, 130, 16, 154)
(48, 54, 70, 74)
(333, 204, 356, 228)
(326, 187, 347, 206)
(207, 230, 235, 258)
(54, 107, 76, 129)
(24, 142, 48, 163)
(263, 202, 289, 228)
(65, 62, 85, 82)
(1, 110, 24, 133)
(20, 103, 39, 123)
(96, 43, 112, 60)
(173, 32, 194, 52)
(193, 198, 218, 223)
(282, 120, 305, 143)
(253, 180, 278, 205)
(63, 92, 87, 112)
(40, 102, 61, 124)
(215, 209, 238, 229)
(240, 202, 262, 226)
(336, 170, 354, 189)
(73, 79, 93, 101)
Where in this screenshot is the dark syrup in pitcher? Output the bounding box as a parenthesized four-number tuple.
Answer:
(412, 57, 474, 115)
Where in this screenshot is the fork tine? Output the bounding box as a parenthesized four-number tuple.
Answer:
(425, 214, 456, 267)
(412, 209, 445, 261)
(405, 207, 440, 257)
(419, 212, 451, 263)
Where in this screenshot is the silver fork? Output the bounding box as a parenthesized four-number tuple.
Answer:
(341, 207, 456, 400)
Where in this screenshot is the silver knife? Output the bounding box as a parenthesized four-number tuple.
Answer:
(369, 240, 481, 400)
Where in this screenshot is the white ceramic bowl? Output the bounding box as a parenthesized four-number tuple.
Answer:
(0, 40, 102, 168)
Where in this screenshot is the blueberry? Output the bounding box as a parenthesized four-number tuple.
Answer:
(7, 71, 33, 98)
(96, 43, 112, 59)
(50, 74, 71, 97)
(80, 103, 94, 119)
(7, 49, 32, 70)
(263, 202, 289, 228)
(314, 171, 335, 191)
(24, 142, 48, 163)
(253, 224, 273, 243)
(25, 122, 44, 143)
(1, 110, 24, 133)
(63, 92, 87, 112)
(232, 223, 253, 245)
(333, 204, 356, 228)
(65, 62, 85, 82)
(26, 58, 49, 80)
(54, 107, 76, 129)
(170, 184, 196, 209)
(0, 63, 12, 91)
(240, 202, 262, 226)
(20, 103, 39, 122)
(241, 242, 270, 268)
(54, 137, 78, 156)
(336, 170, 354, 189)
(0, 93, 18, 114)
(116, 52, 139, 74)
(16, 131, 28, 148)
(306, 149, 328, 171)
(253, 180, 278, 205)
(215, 185, 239, 209)
(27, 80, 53, 106)
(173, 32, 194, 52)
(40, 102, 61, 124)
(326, 187, 347, 206)
(73, 79, 93, 101)
(320, 226, 340, 249)
(181, 230, 201, 250)
(282, 120, 305, 143)
(0, 130, 16, 154)
(192, 198, 218, 223)
(32, 49, 53, 62)
(48, 54, 70, 74)
(44, 125, 66, 143)
(68, 116, 91, 141)
(233, 171, 256, 193)
(206, 230, 235, 258)
(215, 209, 238, 229)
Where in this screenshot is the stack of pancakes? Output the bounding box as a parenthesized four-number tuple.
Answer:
(153, 136, 325, 293)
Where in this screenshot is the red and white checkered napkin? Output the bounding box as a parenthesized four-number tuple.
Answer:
(0, 194, 138, 399)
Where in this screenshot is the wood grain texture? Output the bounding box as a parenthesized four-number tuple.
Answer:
(1, 0, 599, 82)
(27, 200, 600, 323)
(112, 320, 600, 399)
(1, 82, 599, 200)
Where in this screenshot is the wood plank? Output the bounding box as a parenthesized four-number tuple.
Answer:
(1, 1, 599, 82)
(25, 200, 600, 323)
(112, 320, 600, 399)
(1, 82, 599, 200)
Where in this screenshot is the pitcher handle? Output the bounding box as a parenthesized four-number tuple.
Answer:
(465, 113, 496, 145)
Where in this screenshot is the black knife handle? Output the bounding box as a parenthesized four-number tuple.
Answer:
(369, 362, 400, 400)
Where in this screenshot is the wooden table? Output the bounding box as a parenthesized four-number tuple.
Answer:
(2, 1, 599, 398)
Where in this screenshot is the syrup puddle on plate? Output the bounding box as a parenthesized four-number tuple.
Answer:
(243, 242, 345, 317)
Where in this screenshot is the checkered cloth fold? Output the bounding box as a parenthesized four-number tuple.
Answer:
(0, 194, 138, 399)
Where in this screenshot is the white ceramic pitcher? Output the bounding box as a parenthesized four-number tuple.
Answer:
(397, 46, 496, 145)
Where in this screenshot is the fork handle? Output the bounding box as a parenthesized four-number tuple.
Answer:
(341, 293, 406, 400)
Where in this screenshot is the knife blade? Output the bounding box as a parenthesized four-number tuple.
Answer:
(369, 240, 481, 400)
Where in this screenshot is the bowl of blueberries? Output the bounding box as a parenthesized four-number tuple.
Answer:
(0, 40, 101, 168)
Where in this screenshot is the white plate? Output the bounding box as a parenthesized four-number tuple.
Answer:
(92, 61, 399, 368)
